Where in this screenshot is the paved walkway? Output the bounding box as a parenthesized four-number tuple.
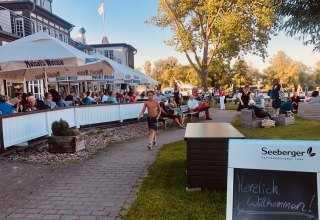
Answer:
(0, 109, 238, 220)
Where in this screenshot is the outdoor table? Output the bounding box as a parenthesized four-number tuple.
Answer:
(184, 123, 245, 190)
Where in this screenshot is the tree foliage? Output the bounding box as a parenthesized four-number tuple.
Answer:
(149, 0, 279, 91)
(279, 0, 320, 51)
(262, 51, 314, 91)
(144, 57, 200, 89)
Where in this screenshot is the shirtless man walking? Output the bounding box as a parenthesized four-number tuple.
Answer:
(138, 91, 161, 150)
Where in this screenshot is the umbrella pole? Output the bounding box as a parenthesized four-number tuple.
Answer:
(44, 68, 48, 93)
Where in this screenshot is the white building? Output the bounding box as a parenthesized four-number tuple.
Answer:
(90, 43, 137, 69)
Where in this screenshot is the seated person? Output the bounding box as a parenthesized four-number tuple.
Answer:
(159, 97, 185, 128)
(99, 91, 108, 103)
(164, 91, 172, 99)
(248, 100, 271, 119)
(64, 95, 75, 106)
(291, 92, 300, 113)
(304, 91, 320, 104)
(106, 92, 118, 103)
(0, 95, 16, 115)
(168, 96, 185, 126)
(10, 92, 22, 108)
(129, 92, 138, 102)
(79, 92, 92, 105)
(24, 96, 50, 111)
(43, 92, 58, 108)
(187, 95, 212, 120)
(154, 90, 165, 101)
(280, 101, 293, 115)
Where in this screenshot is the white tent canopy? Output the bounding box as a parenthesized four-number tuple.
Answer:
(0, 32, 114, 81)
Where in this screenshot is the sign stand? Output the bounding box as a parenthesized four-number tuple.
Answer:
(227, 139, 320, 220)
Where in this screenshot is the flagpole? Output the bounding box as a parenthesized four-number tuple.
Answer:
(102, 0, 106, 37)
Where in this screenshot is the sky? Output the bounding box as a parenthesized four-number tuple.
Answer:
(53, 0, 319, 72)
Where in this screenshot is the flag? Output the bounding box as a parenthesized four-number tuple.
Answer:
(98, 2, 104, 15)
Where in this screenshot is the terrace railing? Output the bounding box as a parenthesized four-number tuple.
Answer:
(0, 102, 145, 152)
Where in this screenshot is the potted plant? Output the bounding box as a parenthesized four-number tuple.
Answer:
(48, 119, 85, 153)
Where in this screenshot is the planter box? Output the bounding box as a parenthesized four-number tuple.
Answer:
(271, 116, 295, 126)
(49, 133, 85, 153)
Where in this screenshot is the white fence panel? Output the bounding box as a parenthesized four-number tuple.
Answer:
(1, 103, 149, 150)
(46, 108, 76, 135)
(75, 105, 121, 126)
(3, 113, 48, 148)
(120, 103, 143, 120)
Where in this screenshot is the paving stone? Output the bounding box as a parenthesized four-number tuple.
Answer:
(57, 210, 75, 215)
(6, 213, 27, 219)
(74, 210, 92, 215)
(79, 216, 97, 220)
(60, 215, 79, 220)
(24, 214, 45, 219)
(43, 214, 63, 220)
(40, 209, 59, 215)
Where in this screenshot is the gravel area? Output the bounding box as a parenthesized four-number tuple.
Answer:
(5, 122, 163, 164)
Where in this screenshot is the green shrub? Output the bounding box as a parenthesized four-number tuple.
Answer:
(51, 119, 76, 136)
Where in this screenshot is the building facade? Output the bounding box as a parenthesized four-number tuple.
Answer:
(0, 0, 73, 45)
(90, 43, 137, 69)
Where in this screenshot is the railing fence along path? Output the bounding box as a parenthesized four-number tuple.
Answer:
(0, 102, 145, 152)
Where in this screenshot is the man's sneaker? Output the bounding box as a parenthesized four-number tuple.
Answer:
(147, 142, 153, 150)
(153, 141, 158, 147)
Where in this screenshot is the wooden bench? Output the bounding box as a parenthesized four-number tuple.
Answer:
(240, 109, 264, 128)
(158, 117, 171, 130)
(298, 103, 320, 121)
(180, 105, 205, 122)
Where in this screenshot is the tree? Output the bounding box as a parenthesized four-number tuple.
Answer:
(149, 0, 279, 91)
(208, 58, 232, 89)
(144, 61, 152, 76)
(313, 61, 320, 86)
(159, 65, 201, 89)
(279, 0, 320, 51)
(263, 51, 311, 90)
(233, 59, 250, 88)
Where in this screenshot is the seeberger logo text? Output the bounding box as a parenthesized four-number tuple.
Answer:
(261, 147, 305, 157)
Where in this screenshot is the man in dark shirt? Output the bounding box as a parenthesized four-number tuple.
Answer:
(48, 85, 63, 107)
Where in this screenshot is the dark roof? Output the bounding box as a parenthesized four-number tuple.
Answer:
(0, 1, 74, 29)
(90, 43, 137, 52)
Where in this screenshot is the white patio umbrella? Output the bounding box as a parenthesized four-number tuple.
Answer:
(92, 53, 157, 86)
(0, 32, 114, 84)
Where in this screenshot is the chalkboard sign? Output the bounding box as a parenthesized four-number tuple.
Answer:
(227, 139, 320, 220)
(233, 168, 318, 220)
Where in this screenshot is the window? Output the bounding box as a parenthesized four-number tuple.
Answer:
(37, 23, 43, 32)
(30, 20, 36, 34)
(55, 30, 59, 38)
(28, 80, 43, 100)
(43, 25, 48, 34)
(15, 17, 25, 37)
(104, 50, 114, 60)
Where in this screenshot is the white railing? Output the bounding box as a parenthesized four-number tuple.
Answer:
(0, 102, 145, 150)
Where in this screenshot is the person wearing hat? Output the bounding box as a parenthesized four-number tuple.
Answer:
(248, 100, 271, 119)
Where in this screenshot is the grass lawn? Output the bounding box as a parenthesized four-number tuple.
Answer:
(212, 101, 239, 110)
(124, 116, 320, 220)
(233, 116, 320, 140)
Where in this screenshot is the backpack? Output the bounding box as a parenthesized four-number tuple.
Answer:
(268, 90, 275, 99)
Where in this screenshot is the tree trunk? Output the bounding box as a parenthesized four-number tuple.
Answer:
(199, 70, 208, 92)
